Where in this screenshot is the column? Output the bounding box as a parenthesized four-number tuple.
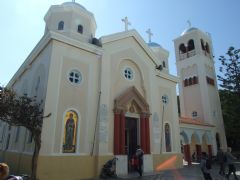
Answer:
(114, 112, 120, 155)
(184, 144, 191, 165)
(119, 112, 125, 154)
(208, 145, 212, 159)
(145, 117, 150, 154)
(140, 115, 146, 152)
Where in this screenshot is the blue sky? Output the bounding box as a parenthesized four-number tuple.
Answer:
(1, 0, 239, 86)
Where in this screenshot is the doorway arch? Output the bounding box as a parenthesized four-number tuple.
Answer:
(113, 86, 151, 155)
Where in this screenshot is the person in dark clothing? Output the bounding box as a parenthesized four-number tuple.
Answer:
(226, 147, 238, 180)
(135, 145, 144, 177)
(217, 148, 226, 176)
(192, 152, 196, 161)
(200, 152, 212, 180)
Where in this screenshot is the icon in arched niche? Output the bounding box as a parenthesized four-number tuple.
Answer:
(165, 123, 171, 152)
(63, 110, 78, 153)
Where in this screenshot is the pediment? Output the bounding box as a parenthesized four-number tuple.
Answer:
(100, 30, 159, 65)
(114, 86, 149, 114)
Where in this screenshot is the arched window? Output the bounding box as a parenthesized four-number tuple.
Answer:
(189, 77, 193, 85)
(77, 25, 83, 34)
(205, 43, 210, 54)
(63, 110, 78, 153)
(188, 39, 195, 51)
(201, 39, 205, 50)
(34, 76, 40, 97)
(15, 127, 20, 142)
(27, 131, 33, 143)
(58, 21, 64, 30)
(165, 123, 171, 152)
(193, 76, 198, 84)
(184, 79, 188, 87)
(179, 44, 186, 54)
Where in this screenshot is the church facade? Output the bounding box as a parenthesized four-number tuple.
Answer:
(0, 2, 226, 179)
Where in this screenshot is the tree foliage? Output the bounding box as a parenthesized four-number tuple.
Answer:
(217, 46, 240, 94)
(0, 87, 50, 179)
(0, 88, 43, 130)
(217, 46, 240, 150)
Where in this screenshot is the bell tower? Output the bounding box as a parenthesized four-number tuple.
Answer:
(174, 27, 227, 149)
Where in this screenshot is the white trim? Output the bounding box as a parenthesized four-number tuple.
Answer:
(51, 56, 64, 153)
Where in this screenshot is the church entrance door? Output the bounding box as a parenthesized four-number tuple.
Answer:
(125, 117, 139, 172)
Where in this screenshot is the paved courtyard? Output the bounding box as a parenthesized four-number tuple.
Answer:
(91, 161, 240, 180)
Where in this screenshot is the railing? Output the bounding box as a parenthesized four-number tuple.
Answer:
(179, 50, 196, 60)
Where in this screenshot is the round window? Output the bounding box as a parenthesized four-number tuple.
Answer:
(162, 95, 169, 105)
(123, 67, 134, 80)
(68, 70, 82, 85)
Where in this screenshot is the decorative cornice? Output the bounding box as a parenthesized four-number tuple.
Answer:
(114, 86, 150, 115)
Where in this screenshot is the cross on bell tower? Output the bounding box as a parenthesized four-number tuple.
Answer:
(122, 16, 131, 31)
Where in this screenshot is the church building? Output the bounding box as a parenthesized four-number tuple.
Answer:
(0, 2, 227, 179)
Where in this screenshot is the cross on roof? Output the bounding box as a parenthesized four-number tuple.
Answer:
(187, 20, 191, 28)
(146, 28, 153, 43)
(122, 17, 131, 31)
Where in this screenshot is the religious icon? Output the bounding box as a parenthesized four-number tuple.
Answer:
(165, 123, 171, 152)
(63, 111, 78, 153)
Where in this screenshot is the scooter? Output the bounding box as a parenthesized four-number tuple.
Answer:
(7, 174, 30, 180)
(100, 158, 118, 179)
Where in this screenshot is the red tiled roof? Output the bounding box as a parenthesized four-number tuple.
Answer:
(179, 117, 215, 127)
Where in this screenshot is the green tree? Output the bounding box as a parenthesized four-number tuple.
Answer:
(217, 46, 240, 149)
(217, 46, 240, 94)
(0, 87, 50, 179)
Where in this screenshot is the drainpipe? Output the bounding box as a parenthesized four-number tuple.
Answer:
(91, 52, 103, 156)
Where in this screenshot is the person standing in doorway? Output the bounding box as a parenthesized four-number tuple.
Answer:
(135, 145, 144, 177)
(226, 147, 238, 180)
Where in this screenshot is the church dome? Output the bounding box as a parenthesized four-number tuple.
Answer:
(181, 27, 199, 36)
(61, 2, 87, 11)
(147, 42, 162, 48)
(44, 2, 97, 43)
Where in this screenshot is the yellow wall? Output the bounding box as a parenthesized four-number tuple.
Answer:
(37, 155, 113, 180)
(1, 151, 182, 179)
